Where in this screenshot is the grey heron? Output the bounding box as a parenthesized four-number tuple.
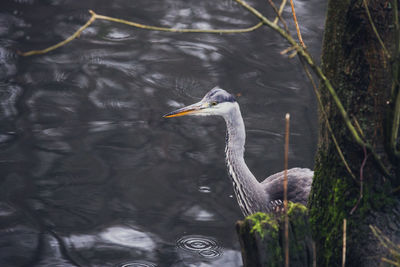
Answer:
(164, 87, 313, 216)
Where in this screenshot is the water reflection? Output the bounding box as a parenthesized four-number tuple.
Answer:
(183, 205, 215, 221)
(100, 226, 156, 251)
(0, 0, 325, 265)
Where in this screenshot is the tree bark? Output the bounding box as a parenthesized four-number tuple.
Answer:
(309, 0, 400, 266)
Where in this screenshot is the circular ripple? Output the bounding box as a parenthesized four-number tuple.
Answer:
(198, 186, 211, 193)
(118, 261, 157, 267)
(176, 235, 218, 252)
(198, 249, 221, 258)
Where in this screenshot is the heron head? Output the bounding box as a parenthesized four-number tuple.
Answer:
(163, 87, 237, 118)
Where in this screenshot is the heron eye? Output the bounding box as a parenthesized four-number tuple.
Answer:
(211, 101, 218, 106)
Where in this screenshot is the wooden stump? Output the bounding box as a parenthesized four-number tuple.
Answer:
(236, 202, 314, 267)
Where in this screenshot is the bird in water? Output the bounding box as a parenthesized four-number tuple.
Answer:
(164, 87, 313, 217)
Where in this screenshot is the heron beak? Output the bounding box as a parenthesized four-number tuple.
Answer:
(163, 101, 208, 118)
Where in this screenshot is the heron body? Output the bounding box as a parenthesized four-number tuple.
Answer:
(164, 87, 313, 216)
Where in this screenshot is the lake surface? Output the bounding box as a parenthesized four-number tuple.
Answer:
(0, 0, 325, 266)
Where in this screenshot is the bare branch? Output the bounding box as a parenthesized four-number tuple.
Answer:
(18, 10, 264, 56)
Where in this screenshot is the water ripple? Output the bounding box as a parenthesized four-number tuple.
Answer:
(198, 186, 211, 193)
(118, 261, 157, 267)
(105, 29, 132, 41)
(198, 249, 221, 258)
(176, 235, 221, 258)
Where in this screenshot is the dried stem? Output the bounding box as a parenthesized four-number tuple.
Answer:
(312, 241, 317, 267)
(289, 0, 305, 47)
(284, 113, 290, 267)
(342, 218, 347, 267)
(19, 10, 263, 56)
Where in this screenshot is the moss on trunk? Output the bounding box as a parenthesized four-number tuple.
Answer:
(236, 203, 314, 266)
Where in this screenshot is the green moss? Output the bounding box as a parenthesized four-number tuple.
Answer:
(309, 145, 395, 266)
(247, 206, 313, 265)
(288, 202, 308, 214)
(309, 150, 354, 266)
(286, 202, 308, 234)
(246, 212, 283, 265)
(247, 212, 279, 239)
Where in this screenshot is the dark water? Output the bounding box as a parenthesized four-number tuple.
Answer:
(0, 0, 326, 266)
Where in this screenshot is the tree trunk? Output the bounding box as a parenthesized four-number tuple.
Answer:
(309, 0, 400, 266)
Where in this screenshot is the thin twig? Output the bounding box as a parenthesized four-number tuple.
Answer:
(280, 45, 296, 55)
(393, 0, 400, 70)
(284, 113, 290, 267)
(350, 146, 368, 215)
(362, 0, 391, 59)
(289, 0, 305, 47)
(370, 225, 400, 262)
(392, 185, 400, 193)
(267, 0, 289, 33)
(342, 218, 347, 267)
(391, 0, 400, 157)
(312, 241, 317, 267)
(273, 0, 288, 24)
(91, 10, 263, 33)
(18, 9, 264, 56)
(392, 82, 400, 157)
(381, 258, 400, 267)
(288, 50, 298, 58)
(353, 116, 366, 139)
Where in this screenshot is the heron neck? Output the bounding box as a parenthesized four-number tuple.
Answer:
(224, 104, 246, 156)
(223, 104, 268, 216)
